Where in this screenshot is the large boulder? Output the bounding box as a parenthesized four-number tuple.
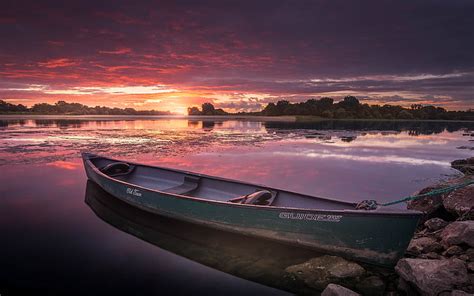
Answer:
(321, 284, 360, 296)
(408, 186, 444, 214)
(425, 217, 448, 231)
(443, 186, 474, 218)
(285, 255, 365, 290)
(441, 221, 474, 247)
(407, 237, 439, 255)
(408, 185, 452, 221)
(395, 258, 468, 296)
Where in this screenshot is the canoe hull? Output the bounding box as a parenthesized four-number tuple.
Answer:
(83, 155, 420, 266)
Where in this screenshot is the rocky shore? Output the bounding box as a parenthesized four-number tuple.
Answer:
(284, 157, 474, 295)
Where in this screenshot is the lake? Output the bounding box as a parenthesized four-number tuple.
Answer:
(1, 117, 473, 295)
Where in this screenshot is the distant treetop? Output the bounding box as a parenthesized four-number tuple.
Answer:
(187, 103, 227, 116)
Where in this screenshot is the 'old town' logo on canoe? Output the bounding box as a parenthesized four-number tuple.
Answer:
(126, 187, 142, 197)
(279, 212, 342, 222)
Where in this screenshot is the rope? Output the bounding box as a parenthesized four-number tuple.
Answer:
(356, 180, 474, 210)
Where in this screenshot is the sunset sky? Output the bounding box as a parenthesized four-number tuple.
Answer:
(1, 0, 473, 114)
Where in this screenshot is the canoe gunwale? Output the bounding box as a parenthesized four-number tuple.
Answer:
(82, 152, 422, 218)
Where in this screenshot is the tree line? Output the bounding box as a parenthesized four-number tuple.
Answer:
(0, 100, 172, 115)
(261, 96, 473, 120)
(189, 96, 474, 120)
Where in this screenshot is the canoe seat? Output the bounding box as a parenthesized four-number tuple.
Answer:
(100, 162, 135, 177)
(162, 175, 200, 195)
(228, 190, 277, 206)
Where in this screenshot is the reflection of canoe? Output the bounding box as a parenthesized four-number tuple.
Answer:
(85, 180, 320, 295)
(82, 153, 421, 266)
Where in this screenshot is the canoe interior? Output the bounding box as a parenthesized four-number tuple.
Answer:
(89, 156, 356, 211)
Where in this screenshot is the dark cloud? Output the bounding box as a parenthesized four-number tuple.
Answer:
(0, 0, 473, 109)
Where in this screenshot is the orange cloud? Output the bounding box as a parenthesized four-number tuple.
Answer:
(37, 58, 78, 68)
(98, 48, 132, 55)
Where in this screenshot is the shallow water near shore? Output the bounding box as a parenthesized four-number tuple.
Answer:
(1, 117, 473, 295)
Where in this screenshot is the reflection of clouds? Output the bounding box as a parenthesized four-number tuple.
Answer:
(295, 131, 457, 149)
(273, 150, 448, 166)
(1, 118, 471, 205)
(1, 119, 471, 174)
(320, 137, 449, 148)
(46, 160, 81, 170)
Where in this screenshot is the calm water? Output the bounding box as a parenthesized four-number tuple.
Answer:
(1, 117, 473, 295)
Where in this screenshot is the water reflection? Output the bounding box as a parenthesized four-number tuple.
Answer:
(1, 118, 472, 133)
(264, 120, 474, 135)
(85, 180, 320, 295)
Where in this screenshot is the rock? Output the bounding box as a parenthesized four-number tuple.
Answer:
(443, 186, 474, 217)
(459, 254, 470, 261)
(466, 248, 474, 261)
(426, 252, 441, 259)
(355, 275, 385, 296)
(451, 158, 474, 175)
(425, 217, 449, 231)
(321, 284, 360, 296)
(441, 221, 474, 247)
(449, 290, 473, 296)
(444, 245, 464, 257)
(407, 186, 446, 217)
(426, 241, 445, 253)
(468, 262, 474, 272)
(395, 258, 469, 296)
(407, 237, 438, 255)
(285, 255, 365, 290)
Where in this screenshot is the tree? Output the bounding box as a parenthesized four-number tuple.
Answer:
(201, 103, 215, 115)
(334, 108, 347, 118)
(319, 97, 334, 111)
(341, 96, 360, 108)
(0, 100, 28, 112)
(321, 110, 333, 118)
(187, 103, 228, 115)
(187, 107, 201, 115)
(398, 110, 414, 119)
(262, 102, 277, 115)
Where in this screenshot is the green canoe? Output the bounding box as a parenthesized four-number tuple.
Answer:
(82, 152, 421, 266)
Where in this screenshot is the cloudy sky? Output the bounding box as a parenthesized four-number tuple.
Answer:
(1, 0, 473, 113)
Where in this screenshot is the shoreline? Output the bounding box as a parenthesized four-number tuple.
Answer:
(1, 114, 474, 123)
(0, 114, 297, 122)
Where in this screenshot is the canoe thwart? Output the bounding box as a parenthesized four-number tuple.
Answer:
(163, 175, 201, 195)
